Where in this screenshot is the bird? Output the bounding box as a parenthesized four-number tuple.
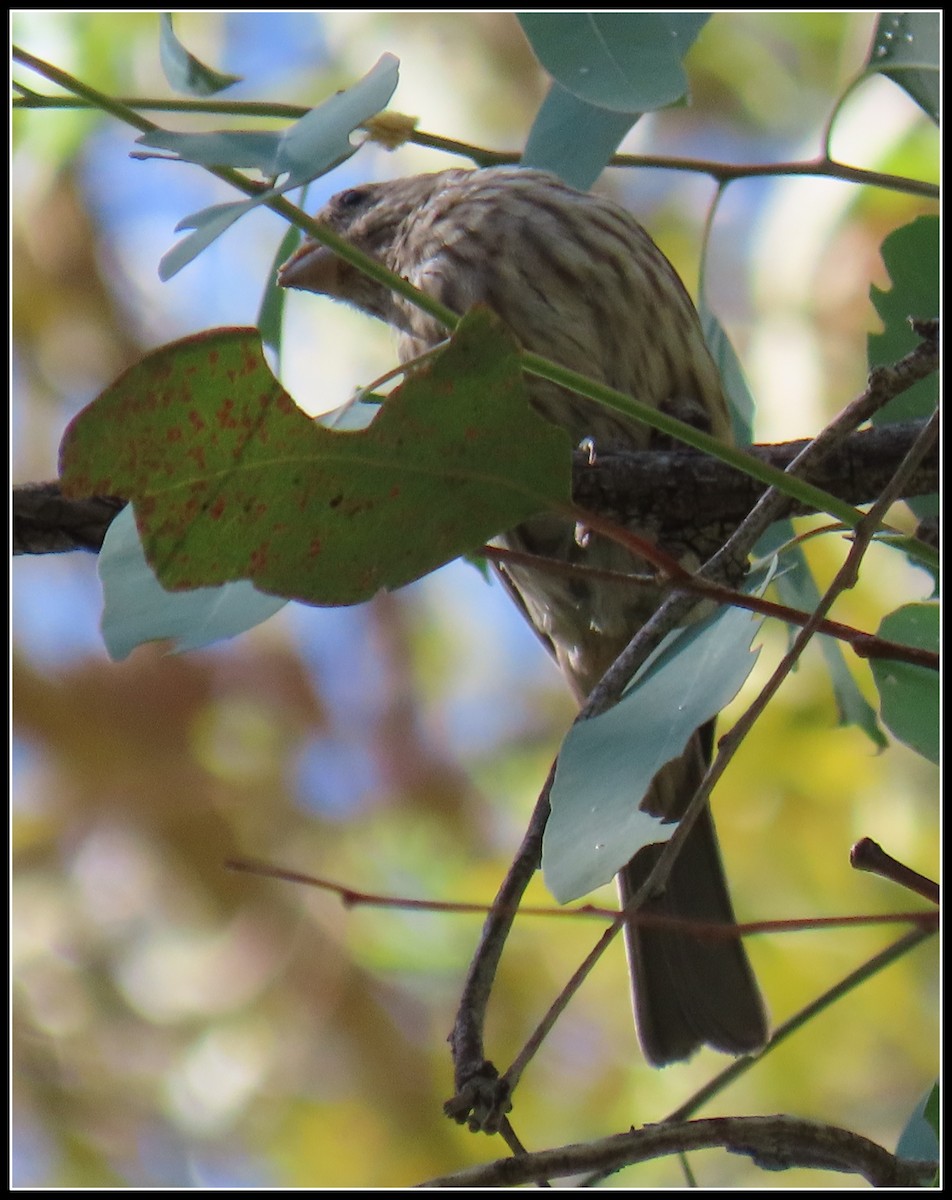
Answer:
(278, 166, 767, 1066)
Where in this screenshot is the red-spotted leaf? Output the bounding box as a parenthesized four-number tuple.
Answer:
(59, 311, 571, 606)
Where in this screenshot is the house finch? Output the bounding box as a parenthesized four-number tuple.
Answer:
(279, 167, 767, 1066)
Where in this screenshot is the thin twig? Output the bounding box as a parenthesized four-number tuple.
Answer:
(10, 82, 939, 199)
(481, 543, 936, 671)
(850, 838, 940, 905)
(228, 860, 934, 934)
(663, 926, 935, 1124)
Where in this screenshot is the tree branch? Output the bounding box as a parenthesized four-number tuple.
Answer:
(12, 485, 126, 555)
(12, 419, 937, 558)
(572, 419, 936, 538)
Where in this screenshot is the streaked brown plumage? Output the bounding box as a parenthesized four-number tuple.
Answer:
(279, 167, 767, 1065)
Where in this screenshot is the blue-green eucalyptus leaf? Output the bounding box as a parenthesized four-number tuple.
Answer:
(99, 507, 286, 660)
(159, 12, 241, 97)
(518, 12, 709, 113)
(544, 590, 762, 903)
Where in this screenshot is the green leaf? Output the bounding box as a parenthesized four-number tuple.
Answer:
(754, 523, 887, 749)
(544, 594, 762, 903)
(924, 1082, 939, 1139)
(869, 217, 939, 422)
(521, 81, 638, 190)
(868, 216, 939, 522)
(59, 313, 571, 607)
(865, 13, 940, 125)
(869, 602, 938, 764)
(258, 217, 305, 357)
(97, 396, 382, 659)
(698, 302, 756, 446)
(159, 13, 241, 97)
(517, 12, 709, 113)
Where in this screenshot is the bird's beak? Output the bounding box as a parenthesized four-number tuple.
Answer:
(277, 239, 339, 295)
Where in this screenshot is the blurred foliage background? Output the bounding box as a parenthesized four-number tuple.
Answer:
(12, 11, 938, 1188)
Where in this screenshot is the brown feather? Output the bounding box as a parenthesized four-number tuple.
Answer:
(279, 168, 767, 1064)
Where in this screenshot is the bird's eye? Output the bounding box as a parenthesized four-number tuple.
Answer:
(336, 188, 369, 211)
